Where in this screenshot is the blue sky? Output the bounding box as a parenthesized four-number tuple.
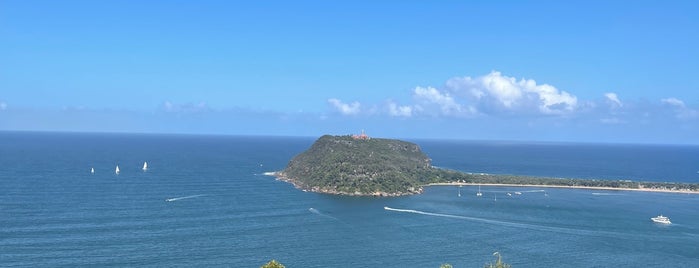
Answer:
(1, 1, 698, 144)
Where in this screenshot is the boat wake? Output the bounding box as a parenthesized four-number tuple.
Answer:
(520, 189, 546, 193)
(591, 192, 625, 196)
(383, 206, 632, 238)
(309, 207, 340, 221)
(165, 194, 206, 202)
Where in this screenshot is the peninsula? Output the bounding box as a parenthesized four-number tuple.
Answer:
(273, 135, 699, 196)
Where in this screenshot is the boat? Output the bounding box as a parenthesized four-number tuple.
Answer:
(651, 215, 671, 224)
(91, 167, 94, 174)
(514, 192, 522, 195)
(458, 187, 461, 197)
(115, 165, 120, 175)
(494, 193, 497, 201)
(507, 192, 512, 196)
(476, 185, 483, 197)
(142, 161, 148, 171)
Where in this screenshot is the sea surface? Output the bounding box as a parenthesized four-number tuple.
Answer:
(1, 132, 698, 267)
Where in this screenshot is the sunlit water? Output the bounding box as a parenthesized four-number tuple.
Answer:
(1, 132, 697, 267)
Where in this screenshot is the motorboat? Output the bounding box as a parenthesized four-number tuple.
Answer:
(651, 215, 671, 224)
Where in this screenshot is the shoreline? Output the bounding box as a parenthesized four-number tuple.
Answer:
(265, 171, 419, 197)
(265, 171, 699, 196)
(426, 182, 699, 195)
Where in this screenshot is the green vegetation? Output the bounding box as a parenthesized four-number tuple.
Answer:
(438, 170, 699, 192)
(484, 252, 512, 268)
(440, 252, 512, 268)
(280, 135, 699, 196)
(281, 135, 443, 196)
(260, 259, 285, 268)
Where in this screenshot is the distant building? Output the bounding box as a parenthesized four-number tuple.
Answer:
(352, 129, 370, 140)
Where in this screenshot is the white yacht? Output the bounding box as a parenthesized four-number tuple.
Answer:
(651, 215, 671, 224)
(91, 167, 94, 174)
(476, 185, 483, 197)
(115, 165, 120, 175)
(142, 161, 148, 171)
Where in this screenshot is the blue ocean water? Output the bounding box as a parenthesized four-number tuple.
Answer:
(1, 132, 698, 267)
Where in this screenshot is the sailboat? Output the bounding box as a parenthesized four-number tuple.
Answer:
(458, 186, 461, 197)
(142, 161, 148, 171)
(476, 185, 483, 197)
(91, 167, 94, 174)
(115, 165, 120, 175)
(494, 193, 497, 202)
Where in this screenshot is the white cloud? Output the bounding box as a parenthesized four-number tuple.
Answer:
(445, 71, 577, 115)
(661, 97, 685, 108)
(413, 86, 465, 115)
(661, 97, 698, 119)
(0, 102, 6, 111)
(604, 93, 622, 107)
(387, 101, 412, 117)
(327, 98, 361, 115)
(161, 101, 210, 113)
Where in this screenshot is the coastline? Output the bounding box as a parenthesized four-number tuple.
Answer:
(264, 171, 420, 197)
(426, 182, 699, 195)
(266, 171, 699, 196)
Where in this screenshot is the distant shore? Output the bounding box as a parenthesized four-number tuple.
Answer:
(426, 182, 699, 195)
(265, 171, 699, 196)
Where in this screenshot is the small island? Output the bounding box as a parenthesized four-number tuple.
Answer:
(273, 134, 699, 196)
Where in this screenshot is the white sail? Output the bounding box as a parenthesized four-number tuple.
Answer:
(142, 161, 148, 171)
(115, 165, 120, 175)
(91, 167, 94, 174)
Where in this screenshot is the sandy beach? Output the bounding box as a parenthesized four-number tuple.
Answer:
(426, 182, 699, 195)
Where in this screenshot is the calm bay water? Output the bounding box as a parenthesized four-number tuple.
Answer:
(1, 132, 698, 267)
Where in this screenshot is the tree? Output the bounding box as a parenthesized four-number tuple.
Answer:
(484, 252, 511, 268)
(261, 259, 285, 268)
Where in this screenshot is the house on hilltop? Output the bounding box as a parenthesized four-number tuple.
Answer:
(352, 130, 370, 140)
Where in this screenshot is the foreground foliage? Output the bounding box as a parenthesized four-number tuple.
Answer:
(260, 259, 285, 268)
(440, 252, 512, 268)
(484, 252, 512, 268)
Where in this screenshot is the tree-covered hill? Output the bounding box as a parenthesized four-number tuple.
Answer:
(276, 135, 699, 196)
(279, 135, 445, 196)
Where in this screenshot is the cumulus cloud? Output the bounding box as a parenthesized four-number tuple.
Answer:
(328, 98, 361, 115)
(661, 97, 698, 119)
(387, 101, 412, 117)
(445, 71, 577, 115)
(325, 71, 696, 127)
(661, 97, 685, 107)
(0, 102, 6, 111)
(604, 93, 622, 108)
(413, 86, 466, 115)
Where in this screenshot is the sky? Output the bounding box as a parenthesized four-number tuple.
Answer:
(1, 0, 698, 144)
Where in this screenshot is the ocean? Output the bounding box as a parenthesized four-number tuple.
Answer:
(1, 132, 698, 267)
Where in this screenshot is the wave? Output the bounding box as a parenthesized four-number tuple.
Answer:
(591, 192, 625, 196)
(383, 206, 636, 238)
(520, 189, 546, 193)
(308, 207, 340, 221)
(165, 194, 206, 202)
